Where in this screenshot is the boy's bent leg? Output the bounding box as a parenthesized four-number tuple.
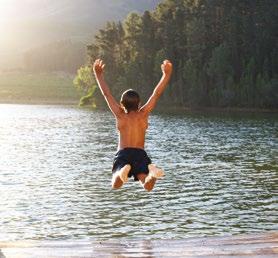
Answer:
(111, 164, 131, 189)
(137, 164, 164, 192)
(137, 173, 157, 192)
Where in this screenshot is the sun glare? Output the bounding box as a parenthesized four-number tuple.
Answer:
(0, 0, 20, 48)
(0, 0, 14, 22)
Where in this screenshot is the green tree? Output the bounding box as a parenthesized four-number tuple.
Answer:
(73, 66, 97, 107)
(207, 43, 234, 106)
(84, 0, 278, 110)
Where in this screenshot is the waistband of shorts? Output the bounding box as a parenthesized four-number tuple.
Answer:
(116, 147, 146, 154)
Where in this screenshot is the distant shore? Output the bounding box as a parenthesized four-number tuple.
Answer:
(0, 71, 80, 106)
(0, 98, 277, 114)
(155, 106, 278, 114)
(0, 72, 277, 113)
(0, 98, 78, 106)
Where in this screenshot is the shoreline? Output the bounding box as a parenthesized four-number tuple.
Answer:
(0, 99, 79, 106)
(155, 105, 278, 114)
(0, 232, 277, 257)
(0, 99, 277, 113)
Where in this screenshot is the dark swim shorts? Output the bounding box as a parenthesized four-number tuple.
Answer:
(112, 148, 152, 181)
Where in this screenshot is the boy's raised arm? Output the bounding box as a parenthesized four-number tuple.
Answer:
(141, 60, 173, 114)
(93, 59, 122, 117)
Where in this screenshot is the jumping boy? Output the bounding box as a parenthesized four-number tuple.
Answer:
(93, 59, 173, 191)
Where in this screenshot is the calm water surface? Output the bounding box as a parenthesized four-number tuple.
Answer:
(0, 104, 277, 241)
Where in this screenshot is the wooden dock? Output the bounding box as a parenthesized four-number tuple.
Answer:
(0, 232, 277, 257)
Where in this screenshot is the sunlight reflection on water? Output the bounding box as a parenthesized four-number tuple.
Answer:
(0, 104, 277, 241)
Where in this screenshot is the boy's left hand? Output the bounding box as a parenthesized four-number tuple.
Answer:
(161, 60, 173, 76)
(93, 59, 105, 76)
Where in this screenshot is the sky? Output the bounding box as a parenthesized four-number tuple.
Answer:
(0, 0, 69, 23)
(0, 0, 19, 53)
(0, 0, 34, 23)
(0, 0, 14, 22)
(0, 0, 99, 67)
(0, 0, 38, 46)
(0, 0, 162, 68)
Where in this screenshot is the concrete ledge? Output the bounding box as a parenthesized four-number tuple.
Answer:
(0, 232, 277, 257)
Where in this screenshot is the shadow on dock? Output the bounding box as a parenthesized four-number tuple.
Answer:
(0, 232, 277, 257)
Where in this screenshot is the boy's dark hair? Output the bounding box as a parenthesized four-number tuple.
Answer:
(120, 89, 140, 113)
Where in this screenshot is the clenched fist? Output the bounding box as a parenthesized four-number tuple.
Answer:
(161, 60, 173, 76)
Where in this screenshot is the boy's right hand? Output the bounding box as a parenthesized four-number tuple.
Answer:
(161, 60, 173, 76)
(93, 59, 105, 77)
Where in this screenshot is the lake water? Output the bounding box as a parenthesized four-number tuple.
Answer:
(0, 104, 277, 241)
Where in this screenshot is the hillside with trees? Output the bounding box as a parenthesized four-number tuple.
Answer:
(85, 0, 278, 109)
(23, 41, 86, 73)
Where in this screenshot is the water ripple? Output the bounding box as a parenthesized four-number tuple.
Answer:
(0, 104, 277, 241)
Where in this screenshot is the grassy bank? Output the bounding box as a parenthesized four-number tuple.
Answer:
(154, 105, 278, 114)
(0, 72, 80, 104)
(0, 72, 277, 113)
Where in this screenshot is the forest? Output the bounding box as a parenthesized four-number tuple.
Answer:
(84, 0, 277, 109)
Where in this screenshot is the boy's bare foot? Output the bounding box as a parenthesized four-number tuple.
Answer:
(148, 164, 165, 179)
(118, 164, 131, 183)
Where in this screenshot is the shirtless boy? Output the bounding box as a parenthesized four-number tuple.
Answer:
(93, 59, 173, 191)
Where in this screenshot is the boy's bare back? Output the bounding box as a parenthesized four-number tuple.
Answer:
(116, 110, 148, 150)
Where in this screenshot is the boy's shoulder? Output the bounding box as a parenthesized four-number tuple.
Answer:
(116, 110, 148, 121)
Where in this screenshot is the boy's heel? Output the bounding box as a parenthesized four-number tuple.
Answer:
(148, 164, 165, 179)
